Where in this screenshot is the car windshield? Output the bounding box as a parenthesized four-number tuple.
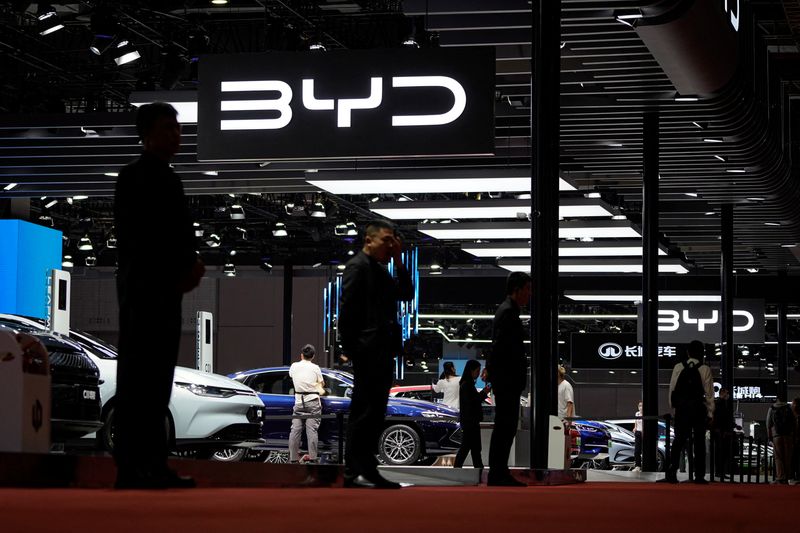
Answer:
(69, 330, 117, 360)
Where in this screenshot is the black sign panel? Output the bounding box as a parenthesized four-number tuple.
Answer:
(637, 299, 764, 344)
(197, 48, 495, 161)
(570, 334, 681, 370)
(714, 379, 777, 404)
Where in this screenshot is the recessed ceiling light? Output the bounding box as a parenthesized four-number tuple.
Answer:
(607, 143, 623, 148)
(765, 222, 781, 226)
(703, 138, 724, 143)
(203, 170, 219, 176)
(714, 155, 727, 162)
(685, 193, 698, 198)
(705, 212, 715, 216)
(3, 183, 18, 191)
(780, 244, 798, 248)
(675, 96, 699, 102)
(727, 169, 746, 174)
(747, 268, 759, 273)
(104, 172, 118, 177)
(45, 200, 58, 208)
(692, 121, 706, 129)
(746, 197, 764, 201)
(73, 195, 88, 200)
(584, 192, 602, 199)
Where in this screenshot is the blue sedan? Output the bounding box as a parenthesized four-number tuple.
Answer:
(229, 367, 462, 465)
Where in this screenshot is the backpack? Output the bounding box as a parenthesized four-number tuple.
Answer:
(671, 362, 705, 411)
(773, 404, 795, 436)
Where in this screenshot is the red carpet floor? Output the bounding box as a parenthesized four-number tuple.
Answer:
(0, 483, 795, 533)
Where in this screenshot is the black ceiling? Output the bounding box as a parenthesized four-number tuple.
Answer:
(2, 1, 800, 274)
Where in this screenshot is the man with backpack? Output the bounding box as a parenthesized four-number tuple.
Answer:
(659, 340, 714, 484)
(766, 393, 796, 484)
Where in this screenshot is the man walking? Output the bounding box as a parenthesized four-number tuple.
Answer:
(339, 220, 413, 488)
(288, 344, 325, 463)
(114, 103, 204, 489)
(486, 272, 530, 487)
(659, 340, 714, 484)
(766, 392, 796, 484)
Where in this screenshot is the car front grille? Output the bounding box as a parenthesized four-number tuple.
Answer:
(49, 350, 98, 373)
(51, 383, 101, 422)
(211, 423, 262, 442)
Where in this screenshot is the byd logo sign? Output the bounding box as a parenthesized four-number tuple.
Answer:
(219, 76, 466, 131)
(197, 49, 495, 161)
(637, 299, 764, 344)
(723, 0, 740, 32)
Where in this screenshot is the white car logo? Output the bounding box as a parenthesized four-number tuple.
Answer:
(598, 343, 623, 360)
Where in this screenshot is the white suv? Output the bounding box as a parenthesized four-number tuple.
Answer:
(0, 314, 264, 461)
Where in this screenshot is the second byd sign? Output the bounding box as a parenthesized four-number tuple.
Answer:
(197, 48, 495, 160)
(637, 299, 764, 344)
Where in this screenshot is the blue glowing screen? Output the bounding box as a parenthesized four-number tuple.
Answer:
(0, 220, 62, 319)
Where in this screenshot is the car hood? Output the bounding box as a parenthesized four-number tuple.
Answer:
(174, 366, 256, 392)
(386, 396, 459, 417)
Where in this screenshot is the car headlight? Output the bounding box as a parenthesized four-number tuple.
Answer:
(175, 381, 238, 398)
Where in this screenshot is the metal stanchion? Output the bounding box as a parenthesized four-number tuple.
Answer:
(746, 436, 752, 484)
(710, 432, 716, 482)
(337, 412, 345, 464)
(755, 438, 762, 484)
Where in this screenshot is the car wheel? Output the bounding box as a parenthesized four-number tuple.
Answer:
(263, 451, 290, 463)
(378, 424, 422, 466)
(99, 406, 172, 452)
(209, 448, 246, 462)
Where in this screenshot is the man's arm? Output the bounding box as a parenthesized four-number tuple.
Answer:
(339, 260, 368, 347)
(668, 364, 681, 410)
(701, 366, 715, 418)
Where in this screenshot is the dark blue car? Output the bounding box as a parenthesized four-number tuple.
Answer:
(229, 367, 462, 465)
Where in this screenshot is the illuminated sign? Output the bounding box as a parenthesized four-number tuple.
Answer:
(0, 220, 61, 320)
(197, 48, 495, 160)
(571, 334, 679, 369)
(637, 300, 764, 343)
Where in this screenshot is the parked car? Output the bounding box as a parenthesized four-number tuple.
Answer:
(569, 420, 610, 466)
(0, 314, 265, 461)
(593, 421, 666, 471)
(0, 322, 102, 442)
(230, 366, 462, 465)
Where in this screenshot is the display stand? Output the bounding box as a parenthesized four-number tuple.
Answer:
(0, 331, 51, 453)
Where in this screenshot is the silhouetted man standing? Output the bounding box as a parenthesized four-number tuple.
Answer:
(486, 272, 530, 486)
(114, 103, 204, 489)
(659, 340, 714, 484)
(339, 220, 413, 488)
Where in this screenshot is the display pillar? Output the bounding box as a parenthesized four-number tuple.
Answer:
(641, 110, 660, 473)
(778, 273, 788, 401)
(530, 0, 561, 470)
(721, 204, 735, 392)
(283, 261, 293, 366)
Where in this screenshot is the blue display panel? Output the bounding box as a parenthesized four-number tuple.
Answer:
(0, 220, 62, 319)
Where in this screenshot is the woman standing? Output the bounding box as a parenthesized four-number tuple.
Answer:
(433, 361, 460, 410)
(454, 360, 491, 468)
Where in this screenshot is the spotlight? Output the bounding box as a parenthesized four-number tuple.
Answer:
(347, 250, 355, 256)
(3, 183, 18, 191)
(62, 255, 74, 268)
(193, 222, 204, 237)
(45, 200, 57, 209)
(402, 38, 419, 48)
(113, 40, 141, 66)
(90, 34, 116, 56)
(284, 202, 295, 215)
(337, 264, 346, 271)
(308, 202, 326, 218)
(230, 204, 245, 220)
(223, 263, 236, 277)
(106, 231, 117, 248)
(259, 260, 273, 273)
(205, 233, 221, 247)
(309, 42, 326, 51)
(345, 222, 357, 236)
(272, 222, 288, 237)
(85, 255, 97, 267)
(78, 234, 93, 251)
(37, 4, 64, 36)
(229, 250, 237, 257)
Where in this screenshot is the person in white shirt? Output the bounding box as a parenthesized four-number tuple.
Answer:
(557, 366, 575, 420)
(633, 401, 644, 472)
(433, 361, 460, 410)
(288, 344, 325, 463)
(659, 340, 714, 484)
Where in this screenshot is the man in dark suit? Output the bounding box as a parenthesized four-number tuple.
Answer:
(339, 220, 413, 488)
(486, 271, 530, 486)
(113, 102, 204, 489)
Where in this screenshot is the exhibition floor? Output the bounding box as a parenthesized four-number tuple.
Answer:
(0, 483, 793, 532)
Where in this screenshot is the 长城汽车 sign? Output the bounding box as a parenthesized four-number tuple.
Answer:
(636, 299, 764, 344)
(197, 48, 495, 161)
(570, 334, 681, 370)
